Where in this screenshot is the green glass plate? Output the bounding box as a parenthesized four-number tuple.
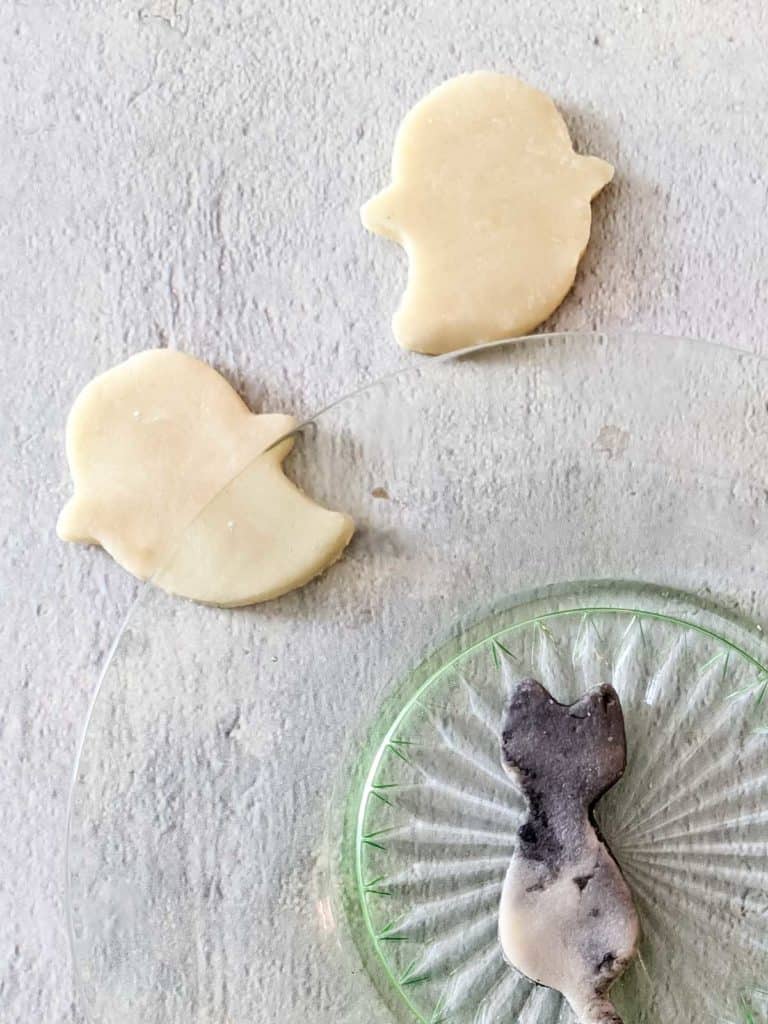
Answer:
(347, 583, 768, 1024)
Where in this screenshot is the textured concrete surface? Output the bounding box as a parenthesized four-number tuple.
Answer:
(3, 1, 768, 1021)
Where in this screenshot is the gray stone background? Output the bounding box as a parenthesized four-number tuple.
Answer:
(2, 1, 768, 1021)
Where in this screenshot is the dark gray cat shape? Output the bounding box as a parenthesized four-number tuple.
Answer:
(498, 678, 639, 1024)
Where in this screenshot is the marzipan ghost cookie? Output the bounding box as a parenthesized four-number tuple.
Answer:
(362, 71, 614, 355)
(58, 349, 354, 606)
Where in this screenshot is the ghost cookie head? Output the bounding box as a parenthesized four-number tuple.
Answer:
(362, 71, 613, 355)
(58, 349, 354, 606)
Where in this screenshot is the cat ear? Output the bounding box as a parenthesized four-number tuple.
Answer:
(568, 684, 618, 723)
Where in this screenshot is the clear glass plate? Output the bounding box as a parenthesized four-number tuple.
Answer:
(66, 333, 768, 1024)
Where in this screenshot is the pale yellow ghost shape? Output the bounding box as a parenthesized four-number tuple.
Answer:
(362, 71, 614, 355)
(57, 349, 354, 606)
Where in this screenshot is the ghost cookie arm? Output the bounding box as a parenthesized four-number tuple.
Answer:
(361, 186, 402, 242)
(56, 371, 113, 547)
(576, 155, 614, 199)
(57, 495, 99, 546)
(155, 453, 355, 607)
